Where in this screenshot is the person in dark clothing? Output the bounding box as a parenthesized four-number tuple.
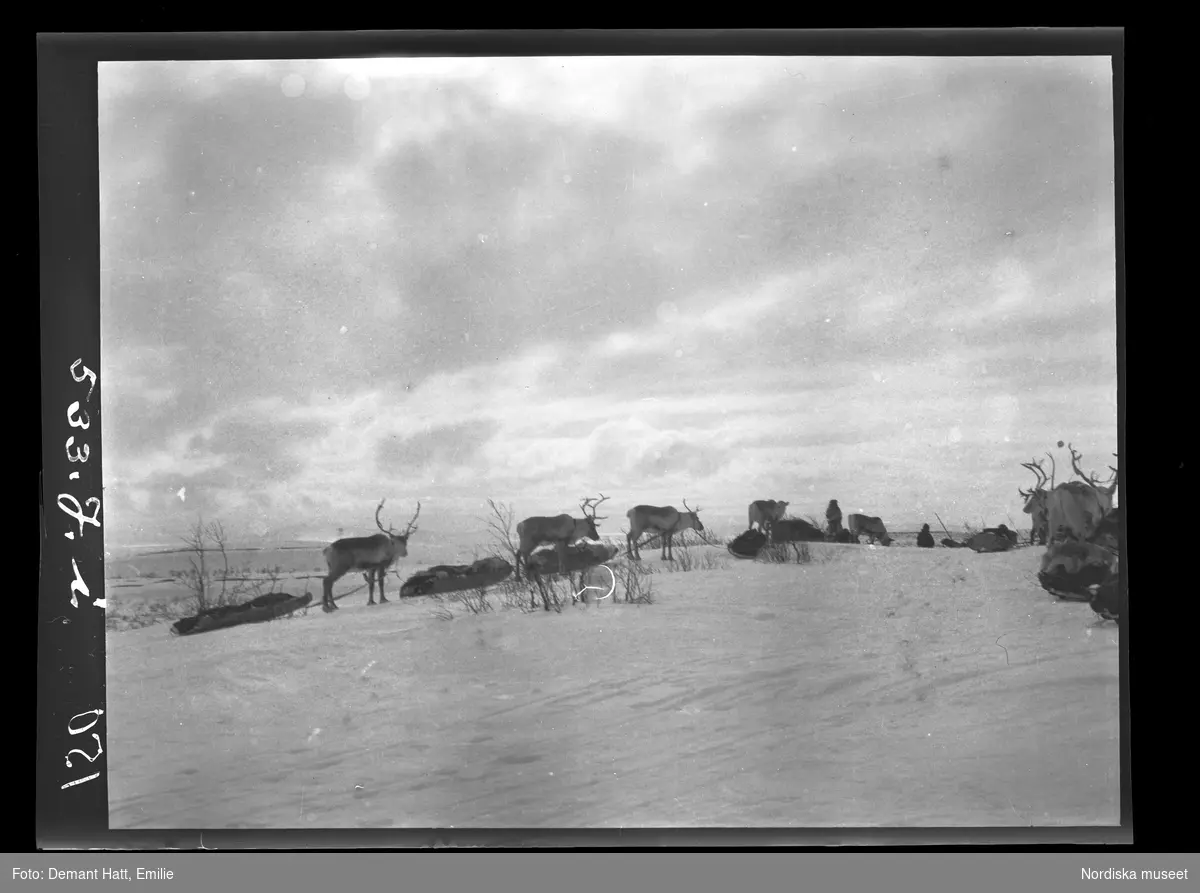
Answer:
(916, 523, 936, 548)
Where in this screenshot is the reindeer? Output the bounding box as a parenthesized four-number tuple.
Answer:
(1018, 453, 1055, 545)
(625, 498, 704, 561)
(748, 500, 789, 537)
(1045, 444, 1118, 544)
(321, 499, 420, 612)
(515, 494, 609, 582)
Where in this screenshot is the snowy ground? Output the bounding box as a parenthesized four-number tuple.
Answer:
(107, 542, 1119, 828)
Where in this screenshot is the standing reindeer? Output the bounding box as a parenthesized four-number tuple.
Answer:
(1045, 445, 1118, 544)
(1018, 453, 1055, 545)
(321, 499, 420, 612)
(515, 494, 609, 582)
(625, 498, 704, 561)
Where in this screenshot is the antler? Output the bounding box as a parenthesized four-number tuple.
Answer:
(1019, 456, 1053, 500)
(1045, 451, 1056, 489)
(1020, 457, 1049, 490)
(375, 498, 391, 534)
(682, 498, 700, 515)
(401, 501, 421, 537)
(1068, 443, 1115, 489)
(579, 494, 610, 522)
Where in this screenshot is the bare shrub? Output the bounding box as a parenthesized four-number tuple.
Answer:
(451, 587, 494, 615)
(756, 542, 819, 565)
(658, 536, 728, 573)
(490, 579, 536, 613)
(528, 571, 578, 613)
(105, 595, 192, 633)
(176, 519, 294, 619)
(430, 597, 455, 622)
(610, 559, 655, 604)
(482, 498, 521, 570)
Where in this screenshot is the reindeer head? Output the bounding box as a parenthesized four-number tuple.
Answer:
(375, 498, 421, 557)
(682, 498, 705, 531)
(578, 494, 610, 540)
(1019, 455, 1054, 514)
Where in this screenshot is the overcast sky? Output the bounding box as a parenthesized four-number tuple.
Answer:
(99, 55, 1118, 548)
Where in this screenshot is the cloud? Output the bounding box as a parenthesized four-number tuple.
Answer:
(99, 56, 1118, 545)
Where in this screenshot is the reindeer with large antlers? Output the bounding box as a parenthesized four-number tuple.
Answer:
(1018, 453, 1056, 545)
(514, 494, 609, 582)
(1043, 444, 1119, 544)
(321, 499, 421, 612)
(625, 498, 705, 562)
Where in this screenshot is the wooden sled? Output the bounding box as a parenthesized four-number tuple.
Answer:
(171, 592, 313, 637)
(769, 519, 826, 544)
(965, 531, 1016, 553)
(1037, 565, 1112, 601)
(727, 529, 768, 560)
(1038, 540, 1118, 601)
(525, 543, 618, 577)
(399, 557, 514, 598)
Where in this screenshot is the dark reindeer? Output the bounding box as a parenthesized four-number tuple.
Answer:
(515, 494, 609, 583)
(321, 499, 421, 612)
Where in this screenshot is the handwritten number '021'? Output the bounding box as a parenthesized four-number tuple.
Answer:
(63, 709, 105, 787)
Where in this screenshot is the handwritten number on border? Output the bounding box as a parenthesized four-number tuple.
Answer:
(59, 363, 105, 792)
(66, 436, 90, 463)
(70, 359, 97, 402)
(58, 494, 102, 540)
(67, 401, 91, 430)
(69, 557, 104, 610)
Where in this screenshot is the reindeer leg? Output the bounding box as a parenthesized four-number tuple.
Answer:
(322, 572, 341, 612)
(378, 567, 389, 604)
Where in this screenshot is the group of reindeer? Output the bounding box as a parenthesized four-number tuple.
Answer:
(745, 499, 897, 547)
(1018, 443, 1122, 623)
(317, 494, 703, 613)
(315, 443, 1122, 619)
(316, 493, 899, 613)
